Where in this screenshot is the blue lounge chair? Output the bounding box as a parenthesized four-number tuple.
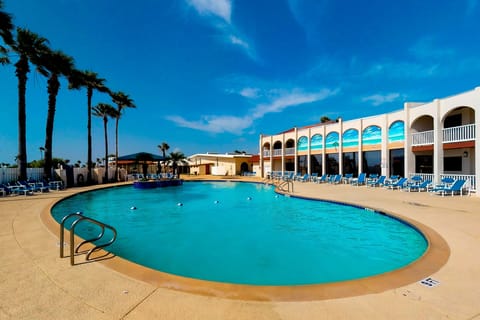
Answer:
(316, 174, 328, 183)
(351, 173, 366, 186)
(343, 173, 353, 184)
(367, 175, 386, 188)
(404, 180, 431, 192)
(430, 179, 467, 197)
(385, 177, 408, 190)
(333, 174, 343, 184)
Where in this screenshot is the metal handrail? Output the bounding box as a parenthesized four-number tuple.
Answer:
(59, 212, 117, 265)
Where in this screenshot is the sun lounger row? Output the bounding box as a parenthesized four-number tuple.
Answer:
(0, 179, 64, 197)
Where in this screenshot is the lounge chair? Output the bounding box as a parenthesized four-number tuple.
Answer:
(316, 174, 328, 183)
(343, 173, 353, 184)
(404, 180, 431, 192)
(351, 173, 366, 186)
(385, 177, 408, 190)
(430, 179, 467, 197)
(367, 175, 386, 188)
(333, 174, 343, 184)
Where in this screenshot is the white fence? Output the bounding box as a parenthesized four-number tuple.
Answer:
(443, 124, 476, 143)
(411, 130, 434, 146)
(0, 166, 125, 186)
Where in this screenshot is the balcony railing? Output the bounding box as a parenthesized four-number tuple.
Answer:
(411, 124, 476, 146)
(285, 147, 295, 155)
(411, 130, 434, 146)
(273, 149, 282, 157)
(263, 150, 271, 157)
(443, 124, 475, 143)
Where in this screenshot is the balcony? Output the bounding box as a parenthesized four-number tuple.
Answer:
(263, 150, 270, 157)
(273, 149, 282, 157)
(284, 147, 295, 155)
(411, 130, 434, 146)
(411, 124, 476, 146)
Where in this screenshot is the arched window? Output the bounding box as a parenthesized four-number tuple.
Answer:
(388, 121, 404, 143)
(326, 132, 339, 149)
(342, 129, 359, 148)
(362, 126, 381, 145)
(311, 134, 323, 150)
(297, 136, 308, 151)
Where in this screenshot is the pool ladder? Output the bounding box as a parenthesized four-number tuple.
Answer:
(59, 212, 117, 266)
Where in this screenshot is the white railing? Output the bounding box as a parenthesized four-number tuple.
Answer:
(273, 149, 282, 156)
(263, 150, 271, 157)
(411, 130, 434, 146)
(409, 172, 476, 192)
(285, 147, 295, 155)
(443, 124, 475, 143)
(441, 174, 476, 192)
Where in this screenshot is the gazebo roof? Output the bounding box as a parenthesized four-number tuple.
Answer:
(117, 152, 164, 161)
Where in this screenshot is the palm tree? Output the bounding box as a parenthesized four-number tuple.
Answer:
(158, 142, 170, 174)
(11, 28, 49, 180)
(92, 103, 118, 183)
(110, 91, 136, 181)
(69, 70, 109, 184)
(167, 151, 187, 179)
(40, 49, 75, 179)
(0, 0, 14, 65)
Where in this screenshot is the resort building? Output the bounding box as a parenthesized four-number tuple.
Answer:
(188, 153, 259, 176)
(259, 87, 479, 195)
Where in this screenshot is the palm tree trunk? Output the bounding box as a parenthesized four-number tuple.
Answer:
(115, 116, 119, 181)
(44, 74, 60, 179)
(104, 118, 108, 183)
(87, 87, 93, 184)
(16, 57, 29, 181)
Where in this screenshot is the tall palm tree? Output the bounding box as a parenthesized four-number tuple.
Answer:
(0, 0, 14, 65)
(69, 70, 109, 184)
(11, 28, 49, 180)
(158, 142, 169, 174)
(110, 91, 136, 181)
(40, 49, 75, 179)
(92, 103, 118, 184)
(167, 151, 187, 179)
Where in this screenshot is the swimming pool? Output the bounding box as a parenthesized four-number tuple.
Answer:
(51, 181, 427, 286)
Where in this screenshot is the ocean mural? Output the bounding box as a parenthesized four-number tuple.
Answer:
(362, 126, 381, 145)
(326, 132, 340, 149)
(343, 129, 359, 148)
(311, 134, 323, 150)
(388, 121, 405, 143)
(297, 136, 308, 151)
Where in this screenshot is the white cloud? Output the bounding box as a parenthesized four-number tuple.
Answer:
(167, 88, 338, 134)
(239, 87, 260, 98)
(186, 0, 232, 23)
(166, 115, 253, 135)
(362, 93, 401, 106)
(409, 37, 455, 60)
(251, 89, 337, 119)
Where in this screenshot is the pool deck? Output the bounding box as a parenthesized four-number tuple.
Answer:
(1, 176, 480, 319)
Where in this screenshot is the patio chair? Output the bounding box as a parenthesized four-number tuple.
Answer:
(430, 179, 467, 197)
(367, 175, 386, 188)
(316, 174, 328, 183)
(350, 173, 366, 186)
(385, 177, 408, 190)
(404, 180, 431, 192)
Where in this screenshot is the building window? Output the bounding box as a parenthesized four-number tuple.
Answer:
(326, 154, 339, 174)
(389, 149, 404, 177)
(444, 157, 462, 172)
(297, 155, 307, 174)
(415, 155, 433, 173)
(310, 154, 322, 174)
(343, 152, 358, 176)
(362, 151, 381, 175)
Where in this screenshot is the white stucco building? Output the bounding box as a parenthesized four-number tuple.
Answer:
(259, 87, 479, 195)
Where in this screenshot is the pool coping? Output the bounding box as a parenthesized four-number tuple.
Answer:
(40, 180, 450, 302)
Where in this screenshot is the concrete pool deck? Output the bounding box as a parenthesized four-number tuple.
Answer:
(1, 177, 480, 319)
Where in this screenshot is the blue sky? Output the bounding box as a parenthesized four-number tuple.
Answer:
(1, 0, 480, 164)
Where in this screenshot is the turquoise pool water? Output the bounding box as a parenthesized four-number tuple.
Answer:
(51, 181, 427, 286)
